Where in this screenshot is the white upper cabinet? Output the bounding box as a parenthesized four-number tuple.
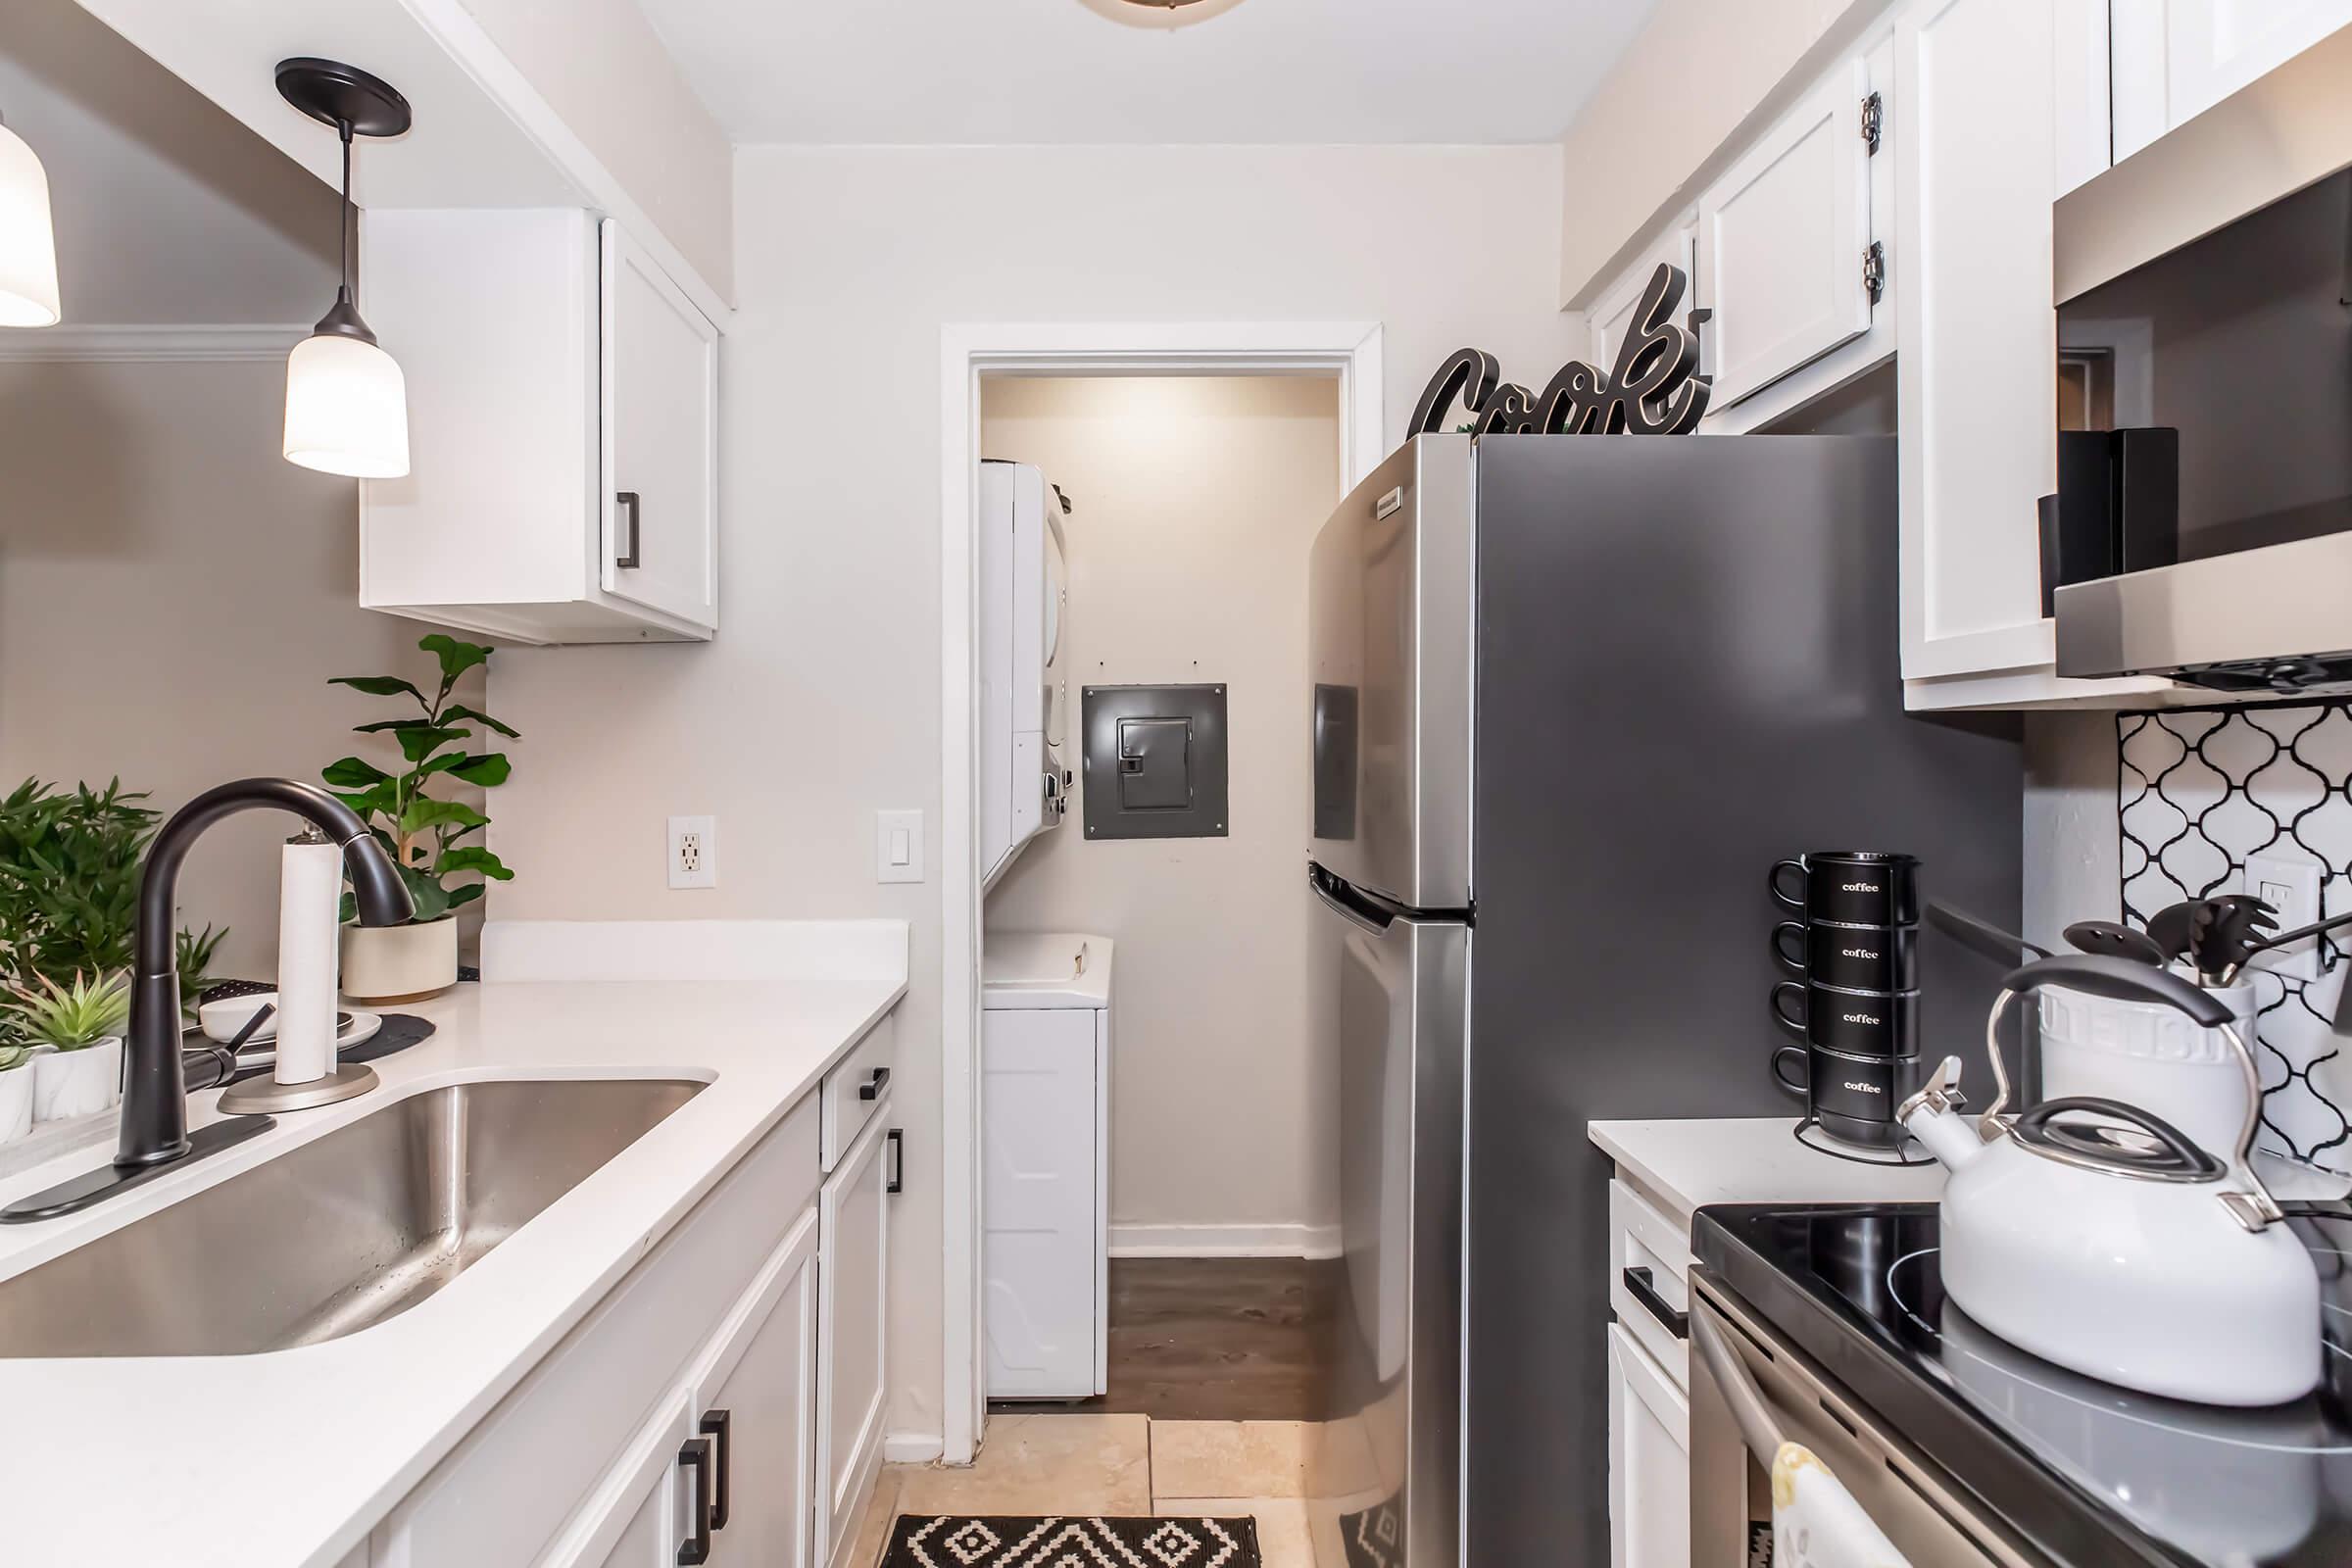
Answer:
(2112, 0, 2352, 160)
(1694, 59, 1879, 409)
(1589, 224, 1696, 378)
(359, 209, 720, 645)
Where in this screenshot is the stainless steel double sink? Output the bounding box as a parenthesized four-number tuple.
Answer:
(0, 1077, 703, 1358)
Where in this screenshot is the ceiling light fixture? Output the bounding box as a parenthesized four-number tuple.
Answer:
(276, 57, 412, 480)
(1079, 0, 1250, 29)
(0, 106, 61, 328)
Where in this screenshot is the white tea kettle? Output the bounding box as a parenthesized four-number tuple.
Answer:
(1898, 954, 2320, 1407)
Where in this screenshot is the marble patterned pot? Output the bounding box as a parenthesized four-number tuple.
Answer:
(0, 1061, 31, 1145)
(32, 1036, 122, 1122)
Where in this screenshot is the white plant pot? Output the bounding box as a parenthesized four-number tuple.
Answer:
(0, 1065, 31, 1145)
(341, 916, 460, 1003)
(32, 1036, 122, 1123)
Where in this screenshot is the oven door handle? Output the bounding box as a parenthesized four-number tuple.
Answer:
(1691, 1305, 1788, 1465)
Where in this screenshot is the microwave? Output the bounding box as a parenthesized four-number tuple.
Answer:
(2048, 25, 2352, 696)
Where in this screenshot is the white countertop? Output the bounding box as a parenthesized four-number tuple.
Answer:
(0, 940, 906, 1566)
(1591, 1117, 1947, 1226)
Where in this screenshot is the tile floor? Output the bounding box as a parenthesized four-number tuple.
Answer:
(848, 1413, 1389, 1567)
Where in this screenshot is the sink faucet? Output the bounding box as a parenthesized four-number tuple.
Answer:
(119, 779, 412, 1169)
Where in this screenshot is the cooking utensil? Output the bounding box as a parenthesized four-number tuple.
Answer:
(2145, 900, 2206, 964)
(1898, 954, 2319, 1406)
(2219, 905, 2352, 985)
(2064, 920, 2169, 966)
(2192, 896, 2278, 984)
(1927, 901, 2050, 963)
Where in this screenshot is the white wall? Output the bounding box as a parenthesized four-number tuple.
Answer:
(486, 142, 1582, 1446)
(2025, 710, 2119, 948)
(980, 375, 1343, 1253)
(0, 360, 457, 978)
(457, 0, 735, 302)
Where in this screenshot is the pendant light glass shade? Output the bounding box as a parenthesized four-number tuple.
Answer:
(0, 121, 62, 328)
(284, 325, 409, 477)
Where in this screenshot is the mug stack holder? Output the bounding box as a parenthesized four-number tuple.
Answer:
(1769, 852, 1930, 1153)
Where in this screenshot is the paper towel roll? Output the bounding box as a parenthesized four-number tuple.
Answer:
(275, 829, 343, 1086)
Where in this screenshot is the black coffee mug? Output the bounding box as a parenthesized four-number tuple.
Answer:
(1773, 919, 1919, 992)
(1771, 978, 1920, 1059)
(1769, 852, 1922, 926)
(1774, 1044, 1930, 1136)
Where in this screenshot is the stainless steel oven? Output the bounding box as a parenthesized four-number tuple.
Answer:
(1687, 1272, 2047, 1568)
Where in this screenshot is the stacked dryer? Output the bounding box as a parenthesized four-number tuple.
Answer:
(978, 461, 1069, 891)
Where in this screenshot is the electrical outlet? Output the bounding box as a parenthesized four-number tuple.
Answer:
(668, 815, 717, 890)
(2244, 852, 2322, 979)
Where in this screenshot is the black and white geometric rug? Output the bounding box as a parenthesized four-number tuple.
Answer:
(1336, 1495, 1401, 1568)
(882, 1515, 1260, 1567)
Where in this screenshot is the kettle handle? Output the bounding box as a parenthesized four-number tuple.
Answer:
(1984, 955, 2280, 1229)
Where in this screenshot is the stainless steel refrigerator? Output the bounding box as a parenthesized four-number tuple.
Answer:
(1302, 433, 2021, 1566)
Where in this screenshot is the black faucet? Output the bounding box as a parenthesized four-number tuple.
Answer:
(117, 778, 412, 1169)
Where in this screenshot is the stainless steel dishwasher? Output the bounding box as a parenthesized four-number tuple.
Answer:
(1687, 1270, 2051, 1568)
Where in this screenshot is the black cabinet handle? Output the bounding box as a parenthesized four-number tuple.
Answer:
(887, 1127, 904, 1195)
(858, 1066, 891, 1102)
(676, 1436, 712, 1565)
(699, 1408, 731, 1531)
(615, 491, 643, 569)
(1622, 1266, 1689, 1341)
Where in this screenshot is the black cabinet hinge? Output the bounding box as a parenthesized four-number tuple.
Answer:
(1861, 90, 1884, 155)
(1862, 241, 1886, 306)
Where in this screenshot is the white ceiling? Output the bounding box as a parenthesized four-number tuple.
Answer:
(0, 0, 336, 325)
(635, 0, 1662, 146)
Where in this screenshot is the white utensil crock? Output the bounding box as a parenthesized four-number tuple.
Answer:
(32, 1036, 123, 1122)
(2037, 980, 2261, 1159)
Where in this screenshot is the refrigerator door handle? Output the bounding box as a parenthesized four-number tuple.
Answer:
(1308, 862, 1395, 935)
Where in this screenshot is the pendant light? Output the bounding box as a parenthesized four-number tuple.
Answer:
(0, 105, 61, 328)
(276, 58, 412, 479)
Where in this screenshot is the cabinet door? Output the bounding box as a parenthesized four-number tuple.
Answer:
(1588, 224, 1697, 378)
(537, 1396, 696, 1568)
(602, 219, 719, 628)
(700, 1208, 822, 1568)
(983, 1008, 1100, 1398)
(2113, 1, 2352, 160)
(1894, 0, 2062, 681)
(816, 1104, 892, 1568)
(1605, 1325, 1690, 1568)
(1694, 57, 1875, 408)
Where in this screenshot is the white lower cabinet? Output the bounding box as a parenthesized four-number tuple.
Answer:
(982, 1005, 1108, 1399)
(369, 1025, 898, 1568)
(1606, 1324, 1691, 1568)
(816, 1102, 894, 1568)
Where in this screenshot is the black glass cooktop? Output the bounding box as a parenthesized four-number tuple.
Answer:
(1695, 1203, 2352, 1568)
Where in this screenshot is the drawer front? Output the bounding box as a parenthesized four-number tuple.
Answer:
(376, 1095, 820, 1568)
(1607, 1179, 1691, 1387)
(821, 1012, 897, 1173)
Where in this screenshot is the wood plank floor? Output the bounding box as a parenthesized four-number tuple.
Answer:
(990, 1257, 1342, 1423)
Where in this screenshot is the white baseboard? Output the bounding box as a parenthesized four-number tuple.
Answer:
(883, 1433, 946, 1465)
(1107, 1222, 1341, 1260)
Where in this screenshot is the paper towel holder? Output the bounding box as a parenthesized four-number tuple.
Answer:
(219, 823, 380, 1114)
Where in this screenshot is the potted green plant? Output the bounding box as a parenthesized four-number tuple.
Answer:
(324, 634, 517, 1000)
(9, 970, 129, 1122)
(0, 1041, 31, 1146)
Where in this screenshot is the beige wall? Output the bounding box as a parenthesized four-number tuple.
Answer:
(459, 0, 735, 302)
(1557, 0, 1884, 306)
(486, 142, 1582, 1446)
(0, 360, 461, 979)
(979, 375, 1343, 1249)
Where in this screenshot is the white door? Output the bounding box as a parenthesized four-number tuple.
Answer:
(2113, 1, 2352, 160)
(1694, 57, 1875, 408)
(1605, 1324, 1690, 1568)
(1894, 0, 2063, 681)
(702, 1210, 821, 1568)
(982, 1007, 1100, 1398)
(816, 1106, 892, 1568)
(602, 219, 719, 627)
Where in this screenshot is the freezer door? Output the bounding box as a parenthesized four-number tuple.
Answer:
(1306, 865, 1467, 1568)
(1308, 436, 1476, 911)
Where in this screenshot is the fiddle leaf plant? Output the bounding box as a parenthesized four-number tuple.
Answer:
(324, 634, 518, 925)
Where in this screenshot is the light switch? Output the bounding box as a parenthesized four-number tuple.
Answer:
(876, 809, 924, 884)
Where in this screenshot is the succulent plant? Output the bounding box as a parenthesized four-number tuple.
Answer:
(7, 969, 130, 1050)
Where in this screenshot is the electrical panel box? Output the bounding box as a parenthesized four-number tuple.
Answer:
(1081, 684, 1229, 841)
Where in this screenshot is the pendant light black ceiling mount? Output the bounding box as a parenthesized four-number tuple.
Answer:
(274, 58, 412, 140)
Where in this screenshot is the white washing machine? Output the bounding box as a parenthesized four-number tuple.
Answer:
(981, 931, 1111, 1399)
(977, 462, 1069, 893)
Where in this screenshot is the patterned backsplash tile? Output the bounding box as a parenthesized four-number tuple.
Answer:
(2120, 703, 2352, 1172)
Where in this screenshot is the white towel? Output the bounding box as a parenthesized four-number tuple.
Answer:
(1771, 1442, 1913, 1568)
